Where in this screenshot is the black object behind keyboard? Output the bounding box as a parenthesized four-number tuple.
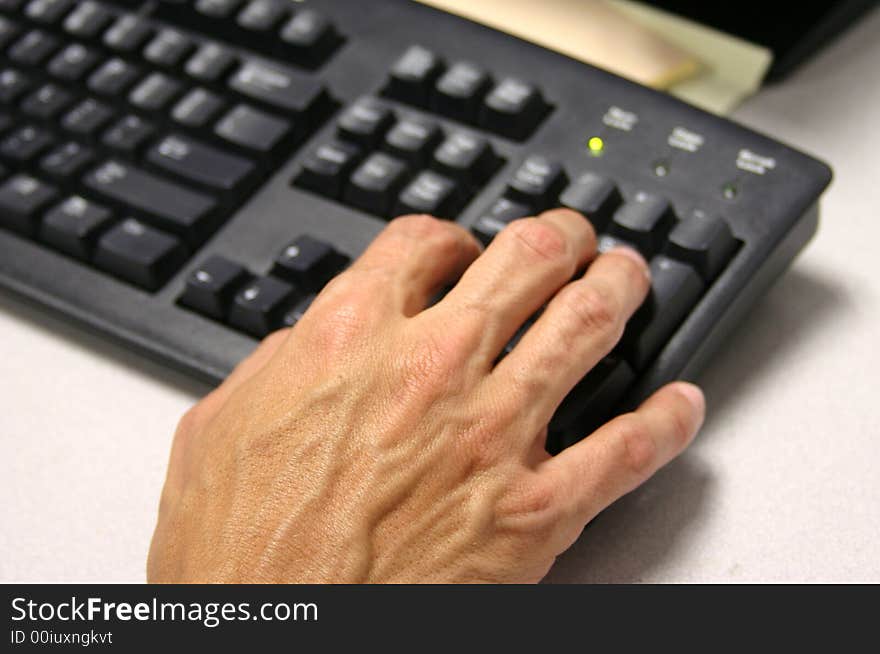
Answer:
(0, 0, 832, 452)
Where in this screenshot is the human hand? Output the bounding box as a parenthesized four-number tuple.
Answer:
(147, 210, 704, 583)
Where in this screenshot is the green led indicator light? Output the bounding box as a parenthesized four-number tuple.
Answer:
(587, 136, 604, 156)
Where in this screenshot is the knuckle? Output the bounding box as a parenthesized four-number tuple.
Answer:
(395, 329, 470, 399)
(457, 423, 505, 472)
(176, 403, 208, 436)
(562, 282, 622, 342)
(618, 417, 659, 476)
(504, 218, 570, 263)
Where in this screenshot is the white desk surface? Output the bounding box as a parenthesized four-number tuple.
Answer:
(2, 11, 879, 584)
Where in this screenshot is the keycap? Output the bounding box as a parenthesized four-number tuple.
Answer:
(47, 43, 100, 81)
(0, 125, 53, 161)
(470, 197, 530, 245)
(395, 170, 462, 219)
(237, 0, 287, 32)
(336, 97, 394, 148)
(619, 255, 705, 370)
(179, 255, 249, 320)
(432, 61, 492, 123)
(271, 235, 348, 291)
(0, 173, 58, 235)
(228, 275, 297, 337)
(549, 357, 635, 450)
(196, 0, 243, 19)
(384, 45, 444, 106)
(102, 115, 155, 153)
(84, 160, 216, 242)
(214, 104, 289, 153)
(228, 60, 328, 117)
(664, 210, 738, 281)
(281, 293, 316, 327)
(40, 195, 112, 259)
(94, 218, 187, 290)
(0, 68, 31, 103)
(383, 116, 442, 166)
(279, 9, 338, 66)
(171, 87, 224, 128)
(63, 1, 112, 39)
(9, 29, 59, 66)
(25, 0, 73, 24)
(20, 83, 74, 119)
(40, 141, 94, 178)
(185, 42, 236, 82)
(103, 14, 153, 52)
(506, 155, 568, 209)
(147, 134, 255, 191)
(144, 29, 194, 68)
(481, 78, 548, 140)
(61, 97, 113, 135)
(0, 16, 20, 50)
(293, 140, 361, 198)
(344, 152, 409, 216)
(431, 131, 498, 186)
(558, 172, 622, 231)
(129, 73, 183, 112)
(609, 192, 677, 256)
(87, 58, 141, 95)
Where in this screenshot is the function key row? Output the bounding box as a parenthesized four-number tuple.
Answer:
(382, 45, 551, 141)
(178, 234, 349, 337)
(294, 96, 504, 219)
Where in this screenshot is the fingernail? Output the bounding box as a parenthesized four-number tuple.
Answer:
(608, 246, 650, 280)
(676, 382, 706, 428)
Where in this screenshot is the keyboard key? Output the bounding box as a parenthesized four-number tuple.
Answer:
(597, 233, 636, 254)
(344, 152, 409, 216)
(237, 0, 287, 32)
(94, 218, 187, 291)
(196, 0, 244, 19)
(128, 72, 183, 112)
(281, 293, 316, 327)
(609, 191, 677, 256)
(102, 115, 155, 153)
(0, 173, 57, 235)
(9, 29, 59, 66)
(619, 255, 705, 370)
(228, 60, 328, 117)
(481, 77, 548, 140)
(0, 16, 20, 50)
(87, 58, 141, 95)
(395, 170, 462, 219)
(470, 197, 530, 245)
(40, 195, 112, 259)
(103, 14, 153, 52)
(171, 87, 224, 128)
(61, 97, 113, 135)
(84, 160, 216, 242)
(279, 9, 339, 66)
(0, 125, 52, 161)
(506, 155, 568, 209)
(215, 104, 289, 153)
(25, 0, 73, 24)
(432, 61, 492, 123)
(549, 357, 635, 450)
(143, 29, 194, 68)
(228, 275, 297, 337)
(383, 116, 442, 166)
(384, 45, 444, 106)
(147, 134, 255, 191)
(63, 0, 112, 39)
(337, 97, 394, 148)
(179, 255, 249, 320)
(185, 42, 237, 82)
(431, 131, 498, 186)
(47, 43, 100, 81)
(0, 68, 32, 103)
(558, 172, 622, 231)
(40, 141, 94, 178)
(293, 140, 361, 198)
(271, 234, 348, 291)
(664, 210, 738, 281)
(20, 83, 75, 119)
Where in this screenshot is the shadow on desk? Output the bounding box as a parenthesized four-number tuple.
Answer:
(545, 265, 849, 583)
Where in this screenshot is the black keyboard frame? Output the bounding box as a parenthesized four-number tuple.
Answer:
(0, 0, 832, 416)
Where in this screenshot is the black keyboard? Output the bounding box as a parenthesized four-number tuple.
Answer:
(0, 0, 832, 452)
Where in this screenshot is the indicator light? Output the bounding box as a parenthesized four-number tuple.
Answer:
(587, 136, 604, 156)
(722, 182, 738, 199)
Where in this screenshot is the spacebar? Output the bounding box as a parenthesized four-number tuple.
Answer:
(84, 160, 217, 242)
